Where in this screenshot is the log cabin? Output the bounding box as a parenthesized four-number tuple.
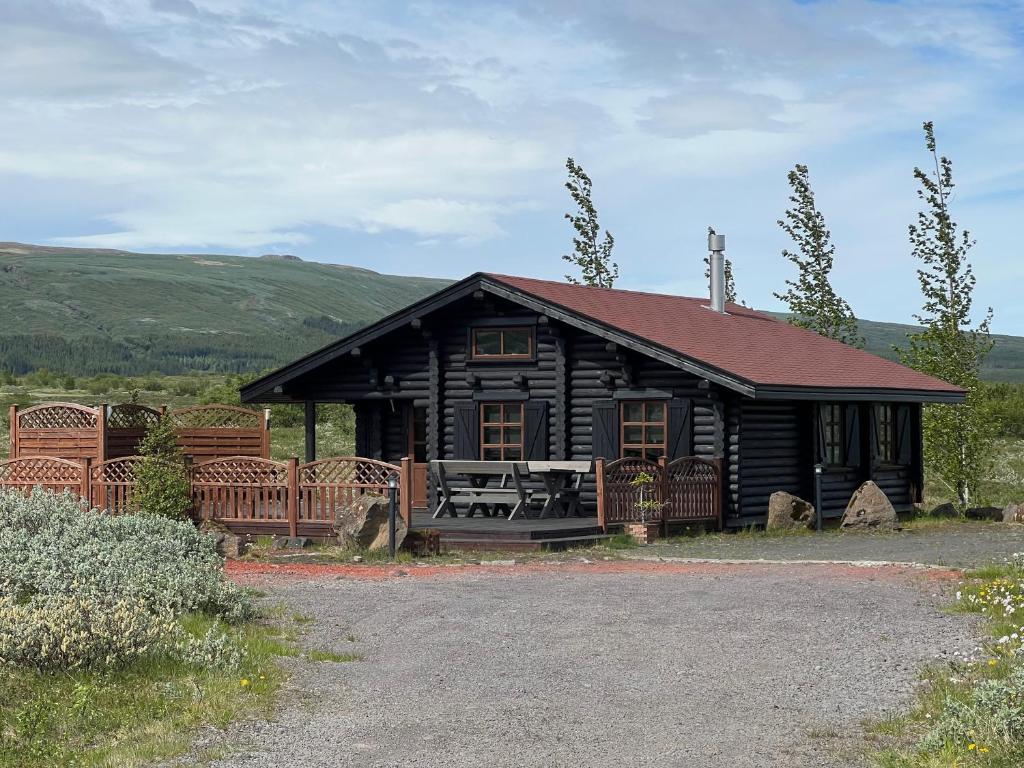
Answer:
(241, 267, 963, 545)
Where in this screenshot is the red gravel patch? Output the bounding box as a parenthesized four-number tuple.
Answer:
(225, 558, 961, 585)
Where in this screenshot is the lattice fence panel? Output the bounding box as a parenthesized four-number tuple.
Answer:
(600, 458, 663, 525)
(171, 405, 263, 430)
(90, 456, 143, 514)
(0, 457, 86, 497)
(107, 404, 161, 430)
(664, 457, 720, 524)
(191, 456, 289, 525)
(17, 403, 98, 430)
(298, 458, 398, 525)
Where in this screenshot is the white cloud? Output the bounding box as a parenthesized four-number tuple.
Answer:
(1, 0, 1023, 329)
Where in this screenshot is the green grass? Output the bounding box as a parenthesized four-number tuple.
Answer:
(866, 562, 1024, 767)
(0, 613, 296, 768)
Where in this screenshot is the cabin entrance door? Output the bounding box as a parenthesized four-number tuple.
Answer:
(406, 405, 429, 509)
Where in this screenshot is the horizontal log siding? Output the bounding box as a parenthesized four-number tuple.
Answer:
(872, 466, 913, 511)
(734, 400, 808, 527)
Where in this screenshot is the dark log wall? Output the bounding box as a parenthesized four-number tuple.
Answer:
(734, 401, 809, 526)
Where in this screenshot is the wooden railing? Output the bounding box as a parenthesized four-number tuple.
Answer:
(596, 456, 722, 531)
(0, 453, 413, 539)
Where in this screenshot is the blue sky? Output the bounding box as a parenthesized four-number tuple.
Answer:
(2, 0, 1022, 331)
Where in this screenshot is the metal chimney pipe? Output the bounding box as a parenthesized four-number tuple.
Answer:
(708, 231, 727, 313)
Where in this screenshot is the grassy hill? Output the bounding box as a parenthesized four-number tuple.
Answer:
(2, 242, 1022, 381)
(0, 243, 446, 375)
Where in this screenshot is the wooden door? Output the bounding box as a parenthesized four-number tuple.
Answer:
(407, 405, 429, 509)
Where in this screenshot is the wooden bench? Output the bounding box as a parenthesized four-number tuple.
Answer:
(431, 460, 531, 521)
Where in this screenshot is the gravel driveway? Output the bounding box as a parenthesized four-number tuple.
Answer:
(209, 562, 975, 768)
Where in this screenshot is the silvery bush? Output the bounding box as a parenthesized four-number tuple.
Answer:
(0, 489, 252, 621)
(922, 665, 1024, 750)
(0, 490, 252, 670)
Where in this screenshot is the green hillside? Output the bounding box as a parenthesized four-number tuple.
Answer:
(0, 243, 446, 375)
(765, 313, 1024, 383)
(1, 242, 1021, 381)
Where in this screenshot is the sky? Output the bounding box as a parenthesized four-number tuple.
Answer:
(2, 0, 1023, 332)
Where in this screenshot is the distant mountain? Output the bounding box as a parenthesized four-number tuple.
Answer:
(0, 243, 446, 375)
(1, 242, 1021, 382)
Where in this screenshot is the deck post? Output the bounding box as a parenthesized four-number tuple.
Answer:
(9, 405, 17, 459)
(287, 456, 299, 538)
(261, 410, 271, 459)
(81, 458, 91, 506)
(595, 458, 606, 532)
(714, 458, 725, 531)
(400, 456, 413, 528)
(658, 455, 668, 536)
(96, 403, 107, 464)
(304, 401, 316, 463)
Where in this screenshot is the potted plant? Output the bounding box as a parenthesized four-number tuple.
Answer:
(625, 470, 663, 544)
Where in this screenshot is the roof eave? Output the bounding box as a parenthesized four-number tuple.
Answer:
(752, 385, 966, 403)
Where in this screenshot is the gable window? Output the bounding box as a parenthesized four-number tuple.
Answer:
(875, 404, 896, 464)
(471, 327, 534, 360)
(480, 403, 523, 460)
(823, 403, 845, 465)
(620, 401, 667, 461)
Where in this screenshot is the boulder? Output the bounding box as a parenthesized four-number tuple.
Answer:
(333, 493, 408, 551)
(840, 481, 898, 531)
(1003, 503, 1024, 524)
(766, 491, 816, 530)
(965, 506, 1003, 522)
(928, 502, 959, 519)
(199, 520, 247, 559)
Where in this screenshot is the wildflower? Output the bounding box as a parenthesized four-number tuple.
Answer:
(240, 678, 251, 687)
(989, 659, 998, 666)
(968, 743, 976, 750)
(980, 746, 989, 753)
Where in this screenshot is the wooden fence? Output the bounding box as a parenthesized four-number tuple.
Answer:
(595, 456, 722, 531)
(9, 403, 270, 464)
(0, 453, 412, 539)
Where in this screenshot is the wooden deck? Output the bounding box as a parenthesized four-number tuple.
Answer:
(410, 511, 608, 552)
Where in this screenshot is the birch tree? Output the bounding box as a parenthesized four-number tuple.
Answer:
(775, 164, 863, 346)
(899, 122, 994, 509)
(562, 157, 618, 288)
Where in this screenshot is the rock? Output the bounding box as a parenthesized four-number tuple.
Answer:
(286, 536, 313, 549)
(840, 481, 898, 531)
(928, 502, 959, 519)
(199, 520, 247, 558)
(333, 494, 407, 551)
(766, 491, 815, 530)
(965, 506, 1003, 522)
(1003, 504, 1024, 523)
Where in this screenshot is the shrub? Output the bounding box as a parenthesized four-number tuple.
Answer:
(132, 416, 192, 520)
(921, 665, 1024, 752)
(0, 490, 252, 622)
(0, 595, 176, 670)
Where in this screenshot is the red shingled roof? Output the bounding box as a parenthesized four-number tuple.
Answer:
(487, 274, 963, 395)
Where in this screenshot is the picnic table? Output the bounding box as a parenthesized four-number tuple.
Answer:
(527, 460, 592, 519)
(431, 460, 530, 520)
(430, 460, 593, 521)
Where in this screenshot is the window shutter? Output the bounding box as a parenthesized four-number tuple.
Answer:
(868, 405, 881, 467)
(843, 404, 860, 468)
(591, 400, 618, 460)
(523, 401, 549, 460)
(896, 404, 912, 466)
(816, 404, 829, 468)
(666, 398, 693, 461)
(453, 403, 479, 459)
